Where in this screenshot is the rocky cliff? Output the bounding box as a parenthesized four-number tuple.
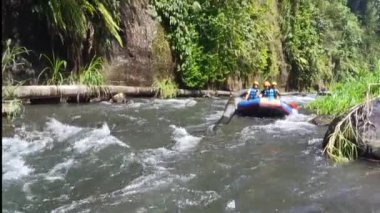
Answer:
(104, 0, 174, 86)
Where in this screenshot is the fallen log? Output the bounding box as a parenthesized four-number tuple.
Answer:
(2, 85, 309, 101)
(2, 85, 234, 100)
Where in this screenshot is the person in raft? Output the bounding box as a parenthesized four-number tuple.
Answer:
(260, 81, 278, 100)
(271, 81, 281, 100)
(245, 81, 260, 100)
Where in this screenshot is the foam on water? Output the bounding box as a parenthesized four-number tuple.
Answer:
(127, 99, 197, 110)
(3, 119, 128, 182)
(45, 118, 82, 142)
(51, 173, 196, 212)
(102, 125, 201, 202)
(119, 172, 194, 196)
(253, 112, 316, 136)
(153, 99, 197, 109)
(73, 123, 128, 153)
(174, 187, 221, 208)
(226, 200, 236, 210)
(281, 95, 316, 105)
(2, 133, 53, 181)
(45, 159, 75, 181)
(118, 114, 147, 126)
(170, 125, 202, 152)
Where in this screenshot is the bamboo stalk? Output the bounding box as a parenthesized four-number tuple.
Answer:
(2, 85, 306, 100)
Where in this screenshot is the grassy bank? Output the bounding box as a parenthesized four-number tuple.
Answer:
(307, 63, 380, 115)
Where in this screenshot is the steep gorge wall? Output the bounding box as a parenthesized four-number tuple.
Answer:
(104, 0, 174, 86)
(2, 0, 174, 87)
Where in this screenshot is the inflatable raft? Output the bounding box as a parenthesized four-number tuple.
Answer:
(236, 98, 297, 117)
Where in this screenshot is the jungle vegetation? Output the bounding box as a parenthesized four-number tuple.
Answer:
(2, 0, 380, 90)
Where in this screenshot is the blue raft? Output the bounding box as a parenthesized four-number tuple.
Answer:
(236, 98, 295, 117)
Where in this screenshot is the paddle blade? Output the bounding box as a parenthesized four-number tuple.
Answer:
(209, 97, 237, 134)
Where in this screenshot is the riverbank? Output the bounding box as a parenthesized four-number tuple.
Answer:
(307, 70, 380, 116)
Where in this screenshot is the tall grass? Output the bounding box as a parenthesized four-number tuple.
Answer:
(307, 63, 380, 115)
(38, 53, 67, 85)
(153, 78, 178, 99)
(79, 56, 105, 86)
(2, 39, 30, 85)
(2, 39, 28, 119)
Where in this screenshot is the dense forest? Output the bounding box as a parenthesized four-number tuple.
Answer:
(2, 0, 380, 90)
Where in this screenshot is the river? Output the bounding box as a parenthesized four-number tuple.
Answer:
(2, 96, 380, 212)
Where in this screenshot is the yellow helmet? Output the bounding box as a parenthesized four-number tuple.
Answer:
(253, 81, 259, 85)
(264, 81, 270, 87)
(271, 81, 277, 86)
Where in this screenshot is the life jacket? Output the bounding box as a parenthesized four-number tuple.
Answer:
(263, 88, 276, 99)
(248, 88, 260, 100)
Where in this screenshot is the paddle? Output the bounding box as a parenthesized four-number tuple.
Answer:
(210, 96, 237, 132)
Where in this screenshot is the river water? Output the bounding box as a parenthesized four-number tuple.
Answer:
(2, 96, 380, 213)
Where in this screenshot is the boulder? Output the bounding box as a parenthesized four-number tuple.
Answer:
(111, 93, 128, 103)
(323, 98, 380, 160)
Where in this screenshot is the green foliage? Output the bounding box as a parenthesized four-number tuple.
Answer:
(2, 39, 30, 85)
(153, 77, 178, 99)
(32, 0, 123, 71)
(79, 56, 105, 86)
(307, 63, 380, 115)
(151, 0, 379, 90)
(151, 0, 281, 88)
(281, 0, 379, 89)
(4, 0, 380, 90)
(38, 53, 67, 85)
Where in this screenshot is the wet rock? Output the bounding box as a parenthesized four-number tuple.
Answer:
(367, 99, 380, 159)
(309, 115, 334, 126)
(104, 0, 174, 86)
(323, 98, 380, 160)
(111, 93, 128, 103)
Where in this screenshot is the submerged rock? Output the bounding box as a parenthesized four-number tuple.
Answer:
(309, 115, 334, 126)
(323, 98, 380, 161)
